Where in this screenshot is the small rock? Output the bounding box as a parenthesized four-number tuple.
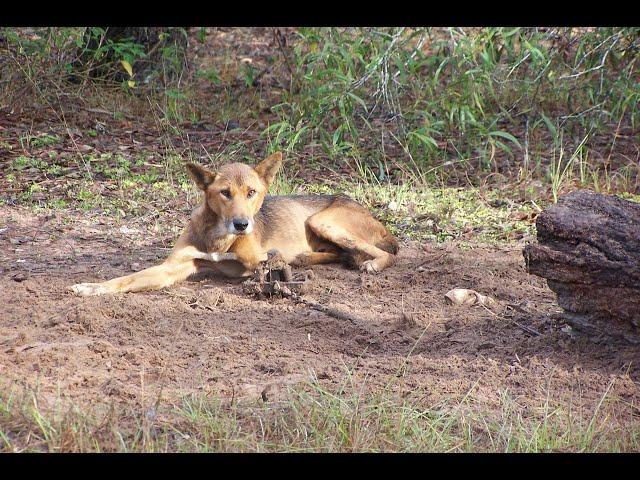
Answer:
(445, 288, 497, 308)
(12, 272, 28, 282)
(119, 226, 137, 235)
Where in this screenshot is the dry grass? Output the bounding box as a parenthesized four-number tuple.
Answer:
(2, 376, 639, 453)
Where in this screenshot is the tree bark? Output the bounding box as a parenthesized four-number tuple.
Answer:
(523, 190, 640, 342)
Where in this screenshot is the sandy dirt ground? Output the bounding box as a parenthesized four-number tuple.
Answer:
(1, 205, 639, 422)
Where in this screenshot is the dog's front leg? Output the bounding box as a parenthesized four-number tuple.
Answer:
(70, 246, 238, 296)
(229, 236, 268, 274)
(189, 251, 238, 262)
(69, 259, 199, 296)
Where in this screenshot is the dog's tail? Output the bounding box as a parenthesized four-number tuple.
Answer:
(376, 232, 399, 255)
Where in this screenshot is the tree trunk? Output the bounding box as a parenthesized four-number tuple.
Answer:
(523, 190, 640, 343)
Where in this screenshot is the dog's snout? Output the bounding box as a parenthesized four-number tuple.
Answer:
(227, 217, 253, 235)
(233, 219, 249, 231)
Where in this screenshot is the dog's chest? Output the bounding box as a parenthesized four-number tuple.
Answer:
(200, 223, 235, 253)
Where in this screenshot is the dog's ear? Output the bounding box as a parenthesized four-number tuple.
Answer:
(186, 163, 216, 191)
(254, 152, 283, 186)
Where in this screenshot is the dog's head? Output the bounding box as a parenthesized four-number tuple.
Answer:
(186, 152, 283, 235)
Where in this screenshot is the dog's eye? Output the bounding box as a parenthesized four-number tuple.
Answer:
(247, 189, 256, 198)
(221, 189, 232, 199)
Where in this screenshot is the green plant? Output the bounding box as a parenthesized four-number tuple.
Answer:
(264, 27, 639, 191)
(548, 133, 590, 202)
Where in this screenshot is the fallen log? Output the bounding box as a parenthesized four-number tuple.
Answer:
(523, 190, 640, 343)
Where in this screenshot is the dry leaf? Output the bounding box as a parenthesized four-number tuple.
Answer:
(512, 210, 538, 222)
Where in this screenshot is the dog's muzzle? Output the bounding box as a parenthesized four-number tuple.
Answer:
(228, 218, 253, 235)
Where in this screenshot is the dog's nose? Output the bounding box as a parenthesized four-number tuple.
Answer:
(233, 219, 249, 231)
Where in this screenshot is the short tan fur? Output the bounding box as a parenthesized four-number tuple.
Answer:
(70, 152, 398, 296)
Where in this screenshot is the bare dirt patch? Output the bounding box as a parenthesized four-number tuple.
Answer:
(1, 204, 639, 426)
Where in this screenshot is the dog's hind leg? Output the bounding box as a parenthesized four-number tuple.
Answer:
(291, 251, 343, 267)
(306, 212, 396, 274)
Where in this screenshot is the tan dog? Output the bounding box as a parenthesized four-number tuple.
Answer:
(70, 152, 398, 296)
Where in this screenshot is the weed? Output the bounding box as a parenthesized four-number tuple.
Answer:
(264, 27, 639, 190)
(1, 375, 637, 453)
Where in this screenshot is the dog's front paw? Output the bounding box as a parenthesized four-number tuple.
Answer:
(360, 260, 379, 274)
(69, 282, 109, 296)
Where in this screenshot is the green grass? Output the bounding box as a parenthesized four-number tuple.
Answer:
(9, 142, 638, 245)
(8, 153, 539, 245)
(20, 133, 61, 149)
(2, 377, 638, 452)
(6, 151, 193, 216)
(330, 182, 538, 243)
